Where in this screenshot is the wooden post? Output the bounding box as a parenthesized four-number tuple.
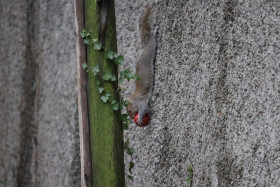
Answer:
(84, 0, 125, 186)
(74, 0, 92, 186)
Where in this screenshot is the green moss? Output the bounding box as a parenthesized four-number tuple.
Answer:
(84, 0, 125, 186)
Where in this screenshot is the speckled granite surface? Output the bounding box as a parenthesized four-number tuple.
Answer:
(115, 1, 280, 186)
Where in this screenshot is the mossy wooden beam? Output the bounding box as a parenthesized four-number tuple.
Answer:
(84, 0, 125, 186)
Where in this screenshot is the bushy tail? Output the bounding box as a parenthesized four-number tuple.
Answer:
(140, 5, 155, 46)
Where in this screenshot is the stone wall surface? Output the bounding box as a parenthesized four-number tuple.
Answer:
(115, 0, 280, 186)
(0, 0, 80, 186)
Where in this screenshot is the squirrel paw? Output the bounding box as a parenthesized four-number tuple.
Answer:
(136, 119, 143, 125)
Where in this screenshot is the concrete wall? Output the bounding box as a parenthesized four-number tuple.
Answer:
(115, 0, 280, 186)
(0, 0, 80, 186)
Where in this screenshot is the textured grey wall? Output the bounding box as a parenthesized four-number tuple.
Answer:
(115, 0, 280, 186)
(0, 0, 80, 186)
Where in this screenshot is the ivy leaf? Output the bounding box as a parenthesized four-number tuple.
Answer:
(80, 30, 90, 39)
(117, 87, 125, 93)
(122, 100, 129, 107)
(120, 69, 134, 81)
(123, 122, 129, 130)
(127, 147, 135, 156)
(92, 39, 98, 43)
(125, 70, 133, 79)
(80, 30, 86, 38)
(99, 87, 104, 94)
(188, 166, 193, 174)
(124, 139, 129, 149)
(186, 178, 192, 185)
(103, 72, 112, 81)
(124, 100, 129, 106)
(100, 94, 110, 103)
(129, 162, 134, 174)
(121, 113, 130, 129)
(83, 39, 90, 45)
(115, 55, 124, 65)
(100, 96, 109, 103)
(186, 166, 193, 186)
(82, 63, 89, 72)
(111, 100, 119, 111)
(110, 75, 116, 81)
(120, 114, 128, 122)
(119, 76, 124, 84)
(132, 74, 139, 81)
(94, 42, 102, 50)
(96, 80, 100, 86)
(122, 114, 130, 130)
(113, 52, 118, 58)
(92, 65, 100, 76)
(107, 51, 114, 59)
(128, 175, 134, 181)
(82, 63, 88, 69)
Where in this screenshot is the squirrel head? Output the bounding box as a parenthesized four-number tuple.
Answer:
(126, 102, 138, 119)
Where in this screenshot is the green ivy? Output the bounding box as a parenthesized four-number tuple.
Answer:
(81, 30, 137, 181)
(186, 166, 193, 187)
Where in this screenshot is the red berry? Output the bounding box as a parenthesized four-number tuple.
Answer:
(134, 113, 150, 127)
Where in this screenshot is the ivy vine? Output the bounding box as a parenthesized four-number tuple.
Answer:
(80, 29, 136, 180)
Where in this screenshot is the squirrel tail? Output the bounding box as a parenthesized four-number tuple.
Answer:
(140, 5, 155, 46)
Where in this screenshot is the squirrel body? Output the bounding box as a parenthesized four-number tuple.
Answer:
(126, 5, 156, 124)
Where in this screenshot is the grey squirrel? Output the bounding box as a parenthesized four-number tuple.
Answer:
(126, 5, 156, 125)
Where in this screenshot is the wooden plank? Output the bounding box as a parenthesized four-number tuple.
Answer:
(84, 0, 125, 186)
(74, 0, 92, 186)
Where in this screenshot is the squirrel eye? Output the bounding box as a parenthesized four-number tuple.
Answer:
(128, 110, 131, 113)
